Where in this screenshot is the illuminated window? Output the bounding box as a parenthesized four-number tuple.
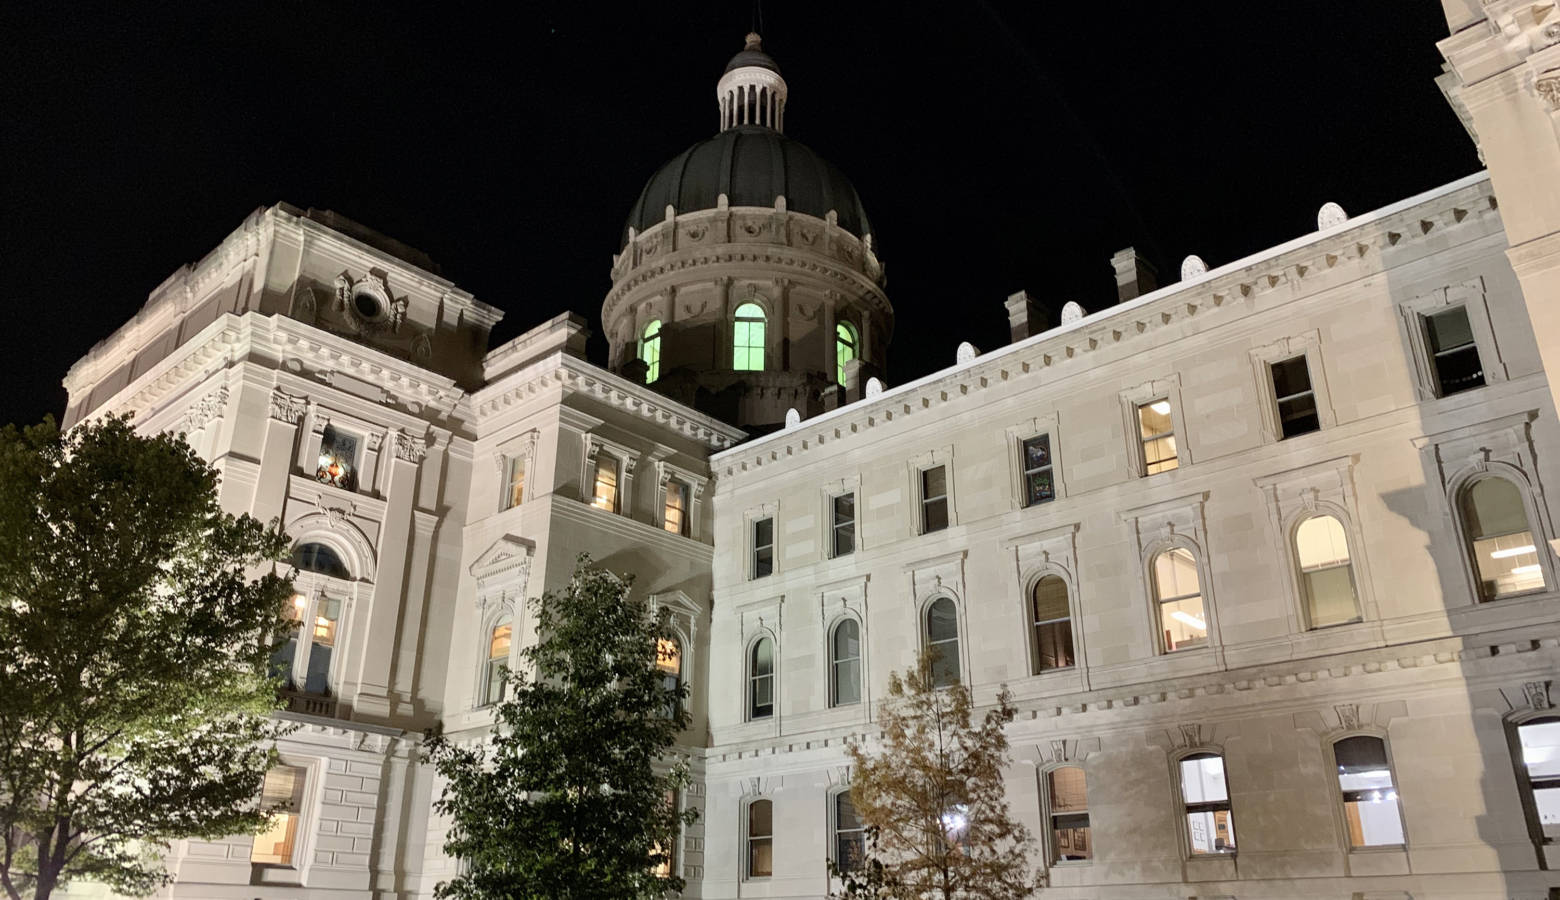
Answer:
(292, 542, 349, 579)
(1021, 434, 1055, 506)
(1424, 306, 1485, 397)
(926, 597, 960, 687)
(831, 492, 855, 557)
(303, 596, 341, 694)
(921, 466, 949, 533)
(641, 319, 662, 383)
(315, 425, 361, 491)
(1046, 766, 1091, 863)
(836, 321, 859, 385)
(733, 303, 766, 371)
(1334, 736, 1405, 848)
(834, 790, 866, 872)
(1516, 716, 1560, 843)
(591, 453, 619, 513)
(1031, 575, 1074, 673)
(504, 456, 525, 510)
(483, 618, 512, 706)
(752, 517, 774, 579)
(1137, 400, 1178, 475)
(657, 636, 682, 719)
(663, 481, 689, 536)
(274, 592, 343, 695)
(270, 593, 306, 684)
(749, 637, 774, 720)
(1180, 753, 1236, 855)
(1271, 356, 1320, 438)
(746, 798, 773, 877)
(1461, 477, 1544, 600)
(829, 618, 861, 707)
(1295, 515, 1360, 627)
(651, 789, 678, 877)
(251, 764, 307, 865)
(1152, 548, 1207, 653)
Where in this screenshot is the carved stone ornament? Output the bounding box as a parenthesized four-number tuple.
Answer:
(291, 285, 318, 324)
(956, 341, 979, 365)
(181, 386, 229, 433)
(314, 495, 357, 530)
(784, 407, 801, 428)
(268, 389, 308, 425)
(1524, 680, 1552, 710)
(1317, 201, 1348, 230)
(1178, 723, 1203, 748)
(393, 430, 428, 463)
(1060, 301, 1086, 324)
(1537, 76, 1560, 112)
(865, 376, 884, 397)
(1180, 255, 1208, 280)
(1335, 702, 1361, 730)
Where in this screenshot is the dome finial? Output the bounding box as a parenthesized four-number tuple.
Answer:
(718, 31, 787, 133)
(745, 32, 763, 51)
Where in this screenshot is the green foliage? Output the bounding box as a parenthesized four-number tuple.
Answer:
(424, 553, 697, 900)
(843, 651, 1039, 900)
(0, 415, 296, 900)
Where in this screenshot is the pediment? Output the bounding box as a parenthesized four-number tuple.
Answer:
(470, 534, 536, 581)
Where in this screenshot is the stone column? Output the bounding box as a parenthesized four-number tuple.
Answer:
(352, 430, 425, 720)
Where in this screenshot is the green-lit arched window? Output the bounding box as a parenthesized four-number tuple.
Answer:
(836, 321, 859, 385)
(640, 319, 662, 383)
(733, 303, 766, 371)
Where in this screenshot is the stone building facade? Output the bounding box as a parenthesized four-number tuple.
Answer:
(55, 4, 1560, 899)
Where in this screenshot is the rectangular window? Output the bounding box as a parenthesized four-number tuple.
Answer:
(302, 596, 341, 694)
(1181, 754, 1236, 855)
(251, 764, 308, 865)
(1137, 401, 1178, 475)
(315, 425, 361, 492)
(832, 492, 856, 557)
(504, 456, 525, 509)
(1270, 356, 1320, 438)
(835, 791, 867, 872)
(1424, 306, 1485, 397)
(921, 466, 949, 533)
(591, 454, 619, 513)
(664, 481, 689, 536)
(1518, 717, 1560, 843)
(752, 517, 774, 579)
(1047, 767, 1092, 863)
(747, 800, 774, 878)
(1021, 435, 1055, 506)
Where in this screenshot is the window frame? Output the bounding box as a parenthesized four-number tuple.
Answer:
(747, 634, 777, 722)
(313, 423, 364, 493)
(733, 302, 768, 372)
(656, 634, 684, 720)
(1148, 544, 1210, 655)
(480, 614, 514, 708)
(1028, 571, 1077, 675)
(751, 516, 775, 580)
(919, 464, 951, 534)
(274, 582, 351, 698)
(1506, 711, 1560, 851)
(744, 796, 775, 880)
(1422, 305, 1486, 398)
(1248, 332, 1336, 444)
(830, 490, 857, 558)
(1325, 732, 1407, 851)
(1020, 433, 1057, 507)
(250, 755, 323, 876)
(827, 615, 863, 708)
(835, 321, 859, 386)
(1174, 749, 1237, 858)
(922, 594, 963, 688)
(1291, 512, 1363, 630)
(1120, 376, 1189, 476)
(662, 479, 690, 537)
(1040, 763, 1093, 865)
(503, 454, 526, 511)
(583, 435, 640, 517)
(829, 787, 867, 874)
(1396, 281, 1507, 402)
(1454, 472, 1552, 603)
(640, 318, 663, 383)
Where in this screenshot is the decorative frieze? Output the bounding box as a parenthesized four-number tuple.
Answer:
(267, 388, 307, 425)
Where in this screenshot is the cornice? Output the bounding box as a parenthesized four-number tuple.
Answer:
(711, 172, 1500, 476)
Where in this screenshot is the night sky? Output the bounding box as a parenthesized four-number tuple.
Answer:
(0, 3, 1477, 429)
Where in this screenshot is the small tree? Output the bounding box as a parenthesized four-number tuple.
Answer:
(844, 651, 1038, 900)
(0, 416, 295, 900)
(425, 553, 697, 899)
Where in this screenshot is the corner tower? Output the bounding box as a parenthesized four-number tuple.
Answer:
(603, 33, 892, 432)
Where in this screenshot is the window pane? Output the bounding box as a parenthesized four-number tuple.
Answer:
(1305, 567, 1360, 627)
(1462, 479, 1543, 598)
(922, 497, 949, 533)
(252, 765, 307, 865)
(1520, 716, 1560, 835)
(1034, 620, 1075, 671)
(591, 455, 618, 511)
(927, 598, 958, 642)
(293, 543, 350, 579)
(1278, 392, 1321, 438)
(1426, 308, 1485, 395)
(1143, 435, 1179, 474)
(922, 465, 946, 499)
(836, 790, 867, 871)
(1153, 548, 1200, 599)
(1344, 795, 1405, 847)
(664, 482, 687, 535)
(1185, 809, 1236, 854)
(752, 638, 773, 677)
(1049, 767, 1088, 812)
(506, 456, 526, 509)
(1051, 813, 1091, 862)
(1270, 356, 1312, 398)
(1024, 434, 1052, 471)
(1427, 307, 1475, 351)
(1296, 516, 1350, 568)
(833, 618, 860, 660)
(1181, 754, 1229, 804)
(833, 658, 861, 706)
(1159, 594, 1207, 652)
(748, 800, 773, 877)
(315, 426, 360, 491)
(1138, 400, 1174, 439)
(754, 517, 773, 546)
(1335, 737, 1402, 846)
(833, 493, 855, 556)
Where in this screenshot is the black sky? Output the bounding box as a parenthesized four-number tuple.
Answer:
(0, 2, 1477, 429)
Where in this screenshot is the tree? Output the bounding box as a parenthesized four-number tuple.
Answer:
(0, 415, 295, 900)
(424, 553, 698, 899)
(843, 651, 1039, 900)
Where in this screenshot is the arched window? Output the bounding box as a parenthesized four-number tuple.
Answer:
(483, 617, 512, 706)
(1152, 548, 1207, 653)
(1180, 752, 1235, 855)
(926, 597, 960, 687)
(1515, 716, 1560, 843)
(833, 790, 866, 872)
(1045, 766, 1091, 862)
(1031, 575, 1074, 673)
(733, 303, 766, 371)
(1295, 515, 1360, 627)
(830, 619, 862, 707)
(836, 321, 859, 386)
(1461, 477, 1544, 600)
(640, 319, 662, 383)
(656, 636, 682, 719)
(1334, 735, 1404, 848)
(293, 542, 349, 579)
(746, 798, 773, 878)
(749, 637, 775, 720)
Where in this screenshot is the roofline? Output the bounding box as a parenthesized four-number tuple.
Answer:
(711, 169, 1493, 463)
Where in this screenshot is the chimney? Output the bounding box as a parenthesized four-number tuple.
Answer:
(1110, 247, 1159, 303)
(842, 358, 867, 404)
(1004, 290, 1048, 343)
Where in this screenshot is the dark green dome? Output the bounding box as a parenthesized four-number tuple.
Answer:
(623, 125, 871, 246)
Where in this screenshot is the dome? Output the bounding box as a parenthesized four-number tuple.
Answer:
(725, 31, 779, 73)
(623, 125, 872, 245)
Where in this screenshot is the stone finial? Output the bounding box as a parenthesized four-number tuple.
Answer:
(865, 377, 884, 397)
(1317, 202, 1348, 230)
(956, 341, 979, 365)
(1180, 255, 1208, 280)
(784, 408, 800, 429)
(1060, 301, 1086, 324)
